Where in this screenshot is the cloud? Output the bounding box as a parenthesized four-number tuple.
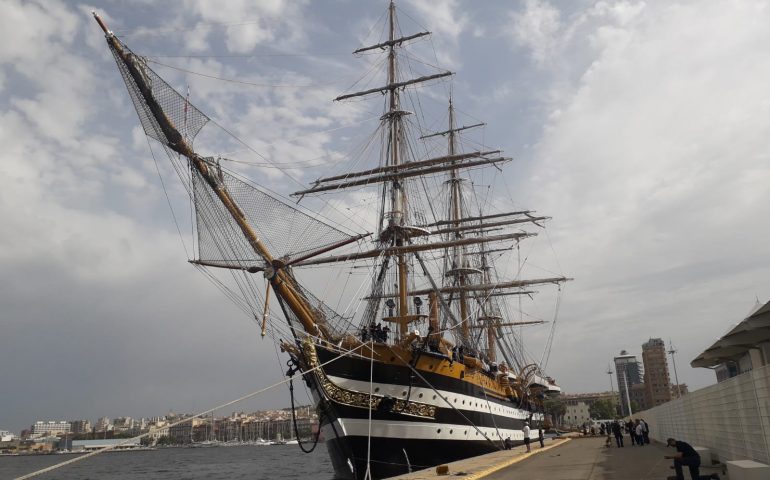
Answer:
(505, 0, 770, 391)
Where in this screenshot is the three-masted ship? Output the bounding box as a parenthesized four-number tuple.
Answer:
(93, 3, 569, 479)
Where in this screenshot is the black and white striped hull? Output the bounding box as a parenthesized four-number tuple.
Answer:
(308, 346, 542, 480)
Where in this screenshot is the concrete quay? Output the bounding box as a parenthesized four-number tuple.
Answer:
(390, 436, 728, 480)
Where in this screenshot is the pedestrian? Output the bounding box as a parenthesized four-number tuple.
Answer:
(626, 420, 636, 446)
(665, 437, 720, 480)
(522, 422, 531, 453)
(634, 420, 644, 446)
(611, 421, 624, 448)
(538, 427, 544, 448)
(504, 437, 513, 450)
(640, 418, 650, 444)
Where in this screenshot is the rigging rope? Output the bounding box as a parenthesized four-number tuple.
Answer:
(13, 342, 366, 480)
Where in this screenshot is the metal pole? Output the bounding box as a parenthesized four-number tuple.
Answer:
(607, 365, 617, 416)
(623, 364, 633, 417)
(668, 340, 682, 398)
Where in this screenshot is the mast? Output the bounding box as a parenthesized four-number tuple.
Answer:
(387, 2, 410, 328)
(446, 98, 471, 344)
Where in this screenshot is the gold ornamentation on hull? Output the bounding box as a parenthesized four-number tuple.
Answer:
(302, 340, 436, 419)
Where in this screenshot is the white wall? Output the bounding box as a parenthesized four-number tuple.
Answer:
(640, 363, 770, 464)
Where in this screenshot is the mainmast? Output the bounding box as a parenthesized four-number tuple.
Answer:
(386, 1, 410, 324)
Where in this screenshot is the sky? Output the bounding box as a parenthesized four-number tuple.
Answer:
(2, 0, 770, 435)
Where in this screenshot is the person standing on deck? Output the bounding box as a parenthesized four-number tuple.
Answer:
(522, 422, 531, 452)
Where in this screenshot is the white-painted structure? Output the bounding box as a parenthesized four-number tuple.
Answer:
(726, 460, 770, 480)
(640, 363, 770, 465)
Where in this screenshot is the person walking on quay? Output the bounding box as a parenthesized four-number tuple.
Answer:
(522, 422, 531, 453)
(634, 420, 644, 446)
(611, 421, 624, 447)
(640, 418, 650, 444)
(538, 427, 544, 448)
(665, 438, 720, 480)
(626, 420, 636, 446)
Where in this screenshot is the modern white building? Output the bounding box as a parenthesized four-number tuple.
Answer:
(0, 430, 16, 442)
(31, 421, 70, 437)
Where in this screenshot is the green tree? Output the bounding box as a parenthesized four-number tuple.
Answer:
(543, 398, 566, 426)
(589, 399, 616, 419)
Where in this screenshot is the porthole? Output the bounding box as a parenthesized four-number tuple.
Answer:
(437, 428, 442, 433)
(402, 391, 407, 396)
(464, 430, 467, 435)
(418, 393, 423, 398)
(450, 429, 453, 434)
(462, 400, 466, 405)
(374, 387, 380, 393)
(454, 398, 457, 403)
(433, 395, 437, 400)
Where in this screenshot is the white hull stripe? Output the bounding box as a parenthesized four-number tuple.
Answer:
(325, 418, 537, 442)
(326, 374, 540, 420)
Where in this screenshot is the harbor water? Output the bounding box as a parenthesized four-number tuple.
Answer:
(0, 444, 336, 479)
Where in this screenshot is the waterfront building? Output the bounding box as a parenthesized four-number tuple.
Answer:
(30, 421, 70, 437)
(71, 438, 140, 451)
(0, 430, 16, 441)
(112, 417, 136, 435)
(146, 420, 169, 441)
(94, 416, 113, 433)
(614, 351, 643, 416)
(560, 392, 618, 426)
(563, 401, 591, 427)
(642, 338, 673, 407)
(692, 298, 770, 380)
(69, 420, 92, 435)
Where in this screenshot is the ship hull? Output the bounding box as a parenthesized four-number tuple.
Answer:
(305, 344, 541, 480)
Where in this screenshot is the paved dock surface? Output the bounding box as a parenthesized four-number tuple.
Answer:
(391, 436, 727, 480)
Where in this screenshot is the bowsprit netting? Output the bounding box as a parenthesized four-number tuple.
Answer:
(108, 37, 209, 147)
(192, 163, 356, 269)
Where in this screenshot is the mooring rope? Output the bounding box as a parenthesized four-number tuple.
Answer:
(14, 342, 366, 480)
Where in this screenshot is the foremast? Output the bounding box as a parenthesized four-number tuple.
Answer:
(92, 13, 327, 340)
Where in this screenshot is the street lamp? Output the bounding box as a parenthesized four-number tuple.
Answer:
(668, 340, 682, 398)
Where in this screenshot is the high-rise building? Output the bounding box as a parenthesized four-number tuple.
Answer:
(614, 351, 643, 416)
(70, 420, 92, 435)
(642, 338, 672, 407)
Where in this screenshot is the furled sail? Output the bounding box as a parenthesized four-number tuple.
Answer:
(102, 31, 361, 273)
(106, 36, 209, 151)
(192, 165, 358, 270)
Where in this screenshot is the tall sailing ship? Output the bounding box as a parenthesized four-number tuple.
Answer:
(93, 3, 569, 479)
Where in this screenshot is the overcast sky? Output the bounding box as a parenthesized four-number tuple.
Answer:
(2, 0, 770, 435)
